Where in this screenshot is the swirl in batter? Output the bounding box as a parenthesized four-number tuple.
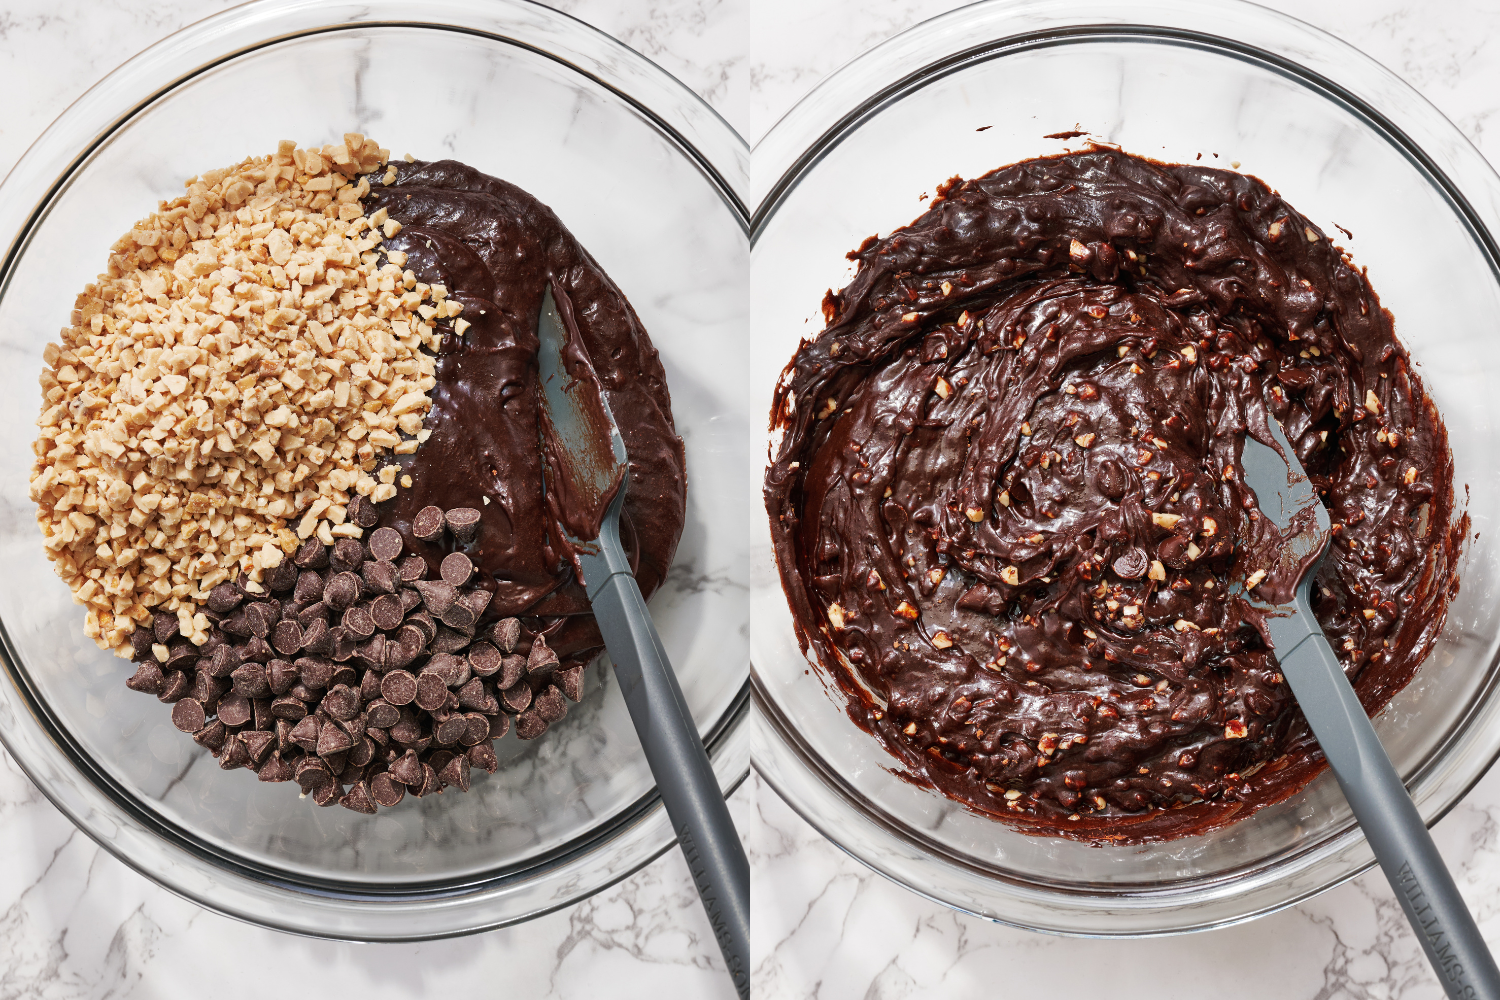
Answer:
(765, 150, 1460, 841)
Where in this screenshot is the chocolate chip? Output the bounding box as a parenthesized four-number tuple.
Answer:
(399, 587, 423, 615)
(330, 538, 366, 574)
(293, 657, 333, 690)
(271, 694, 308, 720)
(445, 507, 481, 544)
(328, 626, 359, 662)
(468, 642, 502, 677)
(269, 620, 302, 657)
(288, 682, 316, 703)
(317, 719, 354, 757)
(390, 750, 424, 786)
(438, 601, 476, 631)
(370, 594, 404, 631)
(190, 670, 226, 708)
(242, 730, 275, 766)
(431, 627, 471, 657)
(526, 635, 559, 677)
(164, 643, 199, 673)
(1112, 548, 1150, 580)
(193, 719, 228, 752)
(354, 634, 387, 672)
(172, 698, 206, 733)
(368, 526, 404, 562)
(461, 588, 492, 619)
(415, 762, 440, 797)
(129, 626, 156, 660)
(439, 551, 473, 587)
(399, 555, 428, 582)
(456, 677, 489, 711)
(360, 667, 384, 702)
(389, 707, 423, 745)
(294, 755, 332, 790)
(253, 696, 274, 731)
(293, 570, 324, 604)
(266, 558, 298, 594)
(207, 582, 244, 614)
(381, 670, 418, 706)
(324, 572, 360, 611)
(413, 505, 446, 542)
(406, 612, 437, 644)
(219, 735, 251, 770)
(126, 660, 165, 694)
(257, 752, 295, 783)
(370, 771, 406, 807)
(153, 611, 181, 644)
(322, 683, 361, 722)
(434, 715, 468, 746)
(157, 670, 190, 703)
(387, 630, 421, 670)
(242, 634, 274, 663)
(556, 665, 585, 702)
(300, 616, 331, 654)
(415, 672, 448, 712)
(242, 602, 274, 638)
(312, 780, 342, 807)
(367, 725, 390, 747)
(231, 661, 270, 698)
(498, 655, 526, 690)
(343, 605, 376, 638)
(515, 709, 547, 740)
(348, 735, 376, 768)
(500, 682, 532, 715)
(289, 715, 321, 751)
(220, 611, 250, 638)
(535, 685, 568, 723)
(294, 537, 329, 569)
(1092, 458, 1129, 500)
(364, 562, 399, 598)
(414, 580, 457, 616)
(439, 753, 472, 792)
(334, 779, 375, 814)
(347, 493, 381, 528)
(365, 698, 400, 729)
(425, 653, 468, 688)
(461, 712, 491, 746)
(469, 739, 500, 772)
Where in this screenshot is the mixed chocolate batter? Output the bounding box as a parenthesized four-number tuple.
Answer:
(765, 149, 1461, 841)
(366, 160, 686, 679)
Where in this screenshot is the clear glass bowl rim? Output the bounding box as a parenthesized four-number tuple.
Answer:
(749, 0, 1500, 936)
(0, 0, 749, 942)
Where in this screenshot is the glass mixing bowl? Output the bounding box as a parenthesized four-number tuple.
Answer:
(750, 0, 1500, 935)
(0, 0, 748, 941)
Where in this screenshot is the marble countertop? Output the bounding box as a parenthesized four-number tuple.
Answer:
(747, 2, 1500, 999)
(0, 2, 746, 998)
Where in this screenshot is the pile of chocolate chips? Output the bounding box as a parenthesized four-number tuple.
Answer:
(122, 495, 582, 814)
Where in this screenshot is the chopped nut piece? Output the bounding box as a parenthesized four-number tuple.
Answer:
(894, 601, 920, 619)
(1225, 719, 1249, 739)
(1305, 226, 1318, 242)
(1245, 568, 1268, 590)
(827, 603, 846, 629)
(1148, 560, 1166, 582)
(927, 567, 945, 585)
(965, 506, 985, 522)
(1003, 788, 1023, 801)
(1151, 512, 1182, 529)
(1180, 345, 1197, 363)
(934, 377, 952, 399)
(997, 490, 1010, 507)
(1186, 542, 1203, 561)
(1365, 389, 1381, 414)
(931, 631, 954, 649)
(941, 280, 953, 296)
(1000, 565, 1020, 586)
(1174, 619, 1201, 631)
(904, 722, 918, 735)
(1201, 517, 1217, 538)
(1074, 432, 1096, 448)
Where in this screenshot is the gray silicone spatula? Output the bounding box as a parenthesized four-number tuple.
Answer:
(1240, 416, 1499, 1000)
(534, 286, 749, 999)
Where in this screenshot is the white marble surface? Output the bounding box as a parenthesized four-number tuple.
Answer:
(747, 2, 1500, 998)
(0, 1, 746, 998)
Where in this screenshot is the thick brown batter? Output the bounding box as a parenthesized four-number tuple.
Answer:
(365, 160, 686, 674)
(765, 149, 1461, 841)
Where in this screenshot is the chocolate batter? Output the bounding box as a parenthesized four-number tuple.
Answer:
(365, 160, 686, 673)
(765, 150, 1461, 841)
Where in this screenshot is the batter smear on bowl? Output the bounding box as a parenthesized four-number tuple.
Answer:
(764, 149, 1460, 841)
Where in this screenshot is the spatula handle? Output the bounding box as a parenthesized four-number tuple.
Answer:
(588, 569, 750, 999)
(1279, 628, 1500, 1000)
